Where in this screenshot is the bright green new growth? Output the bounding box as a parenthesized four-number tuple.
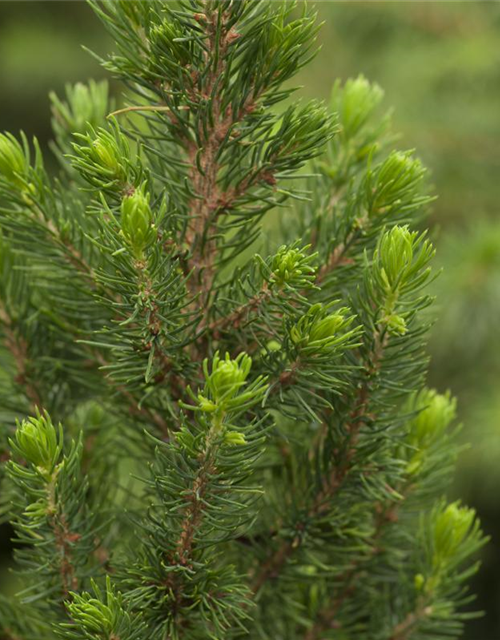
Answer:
(403, 389, 457, 477)
(63, 577, 146, 640)
(120, 186, 156, 259)
(0, 2, 485, 640)
(193, 352, 267, 414)
(267, 243, 318, 289)
(11, 412, 63, 473)
(50, 80, 112, 157)
(0, 133, 27, 189)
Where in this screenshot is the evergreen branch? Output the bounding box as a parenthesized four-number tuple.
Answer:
(7, 413, 98, 609)
(252, 326, 388, 594)
(250, 222, 434, 600)
(0, 209, 171, 434)
(123, 353, 268, 636)
(251, 395, 366, 592)
(0, 133, 120, 307)
(250, 538, 293, 596)
(171, 352, 268, 571)
(304, 390, 468, 640)
(62, 577, 146, 640)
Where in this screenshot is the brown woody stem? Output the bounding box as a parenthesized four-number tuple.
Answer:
(184, 9, 268, 310)
(173, 412, 224, 566)
(389, 602, 432, 640)
(46, 470, 80, 599)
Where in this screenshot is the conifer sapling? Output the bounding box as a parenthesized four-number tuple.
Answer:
(0, 2, 486, 640)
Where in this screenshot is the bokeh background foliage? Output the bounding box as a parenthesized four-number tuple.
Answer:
(1, 2, 499, 638)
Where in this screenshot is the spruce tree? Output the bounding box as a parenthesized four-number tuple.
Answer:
(0, 2, 486, 639)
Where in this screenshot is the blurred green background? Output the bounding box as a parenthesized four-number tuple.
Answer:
(1, 2, 499, 637)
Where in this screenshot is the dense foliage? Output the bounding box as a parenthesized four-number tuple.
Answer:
(0, 2, 486, 639)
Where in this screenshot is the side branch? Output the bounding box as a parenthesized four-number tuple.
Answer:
(46, 470, 80, 599)
(251, 328, 388, 593)
(303, 484, 411, 640)
(250, 383, 369, 595)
